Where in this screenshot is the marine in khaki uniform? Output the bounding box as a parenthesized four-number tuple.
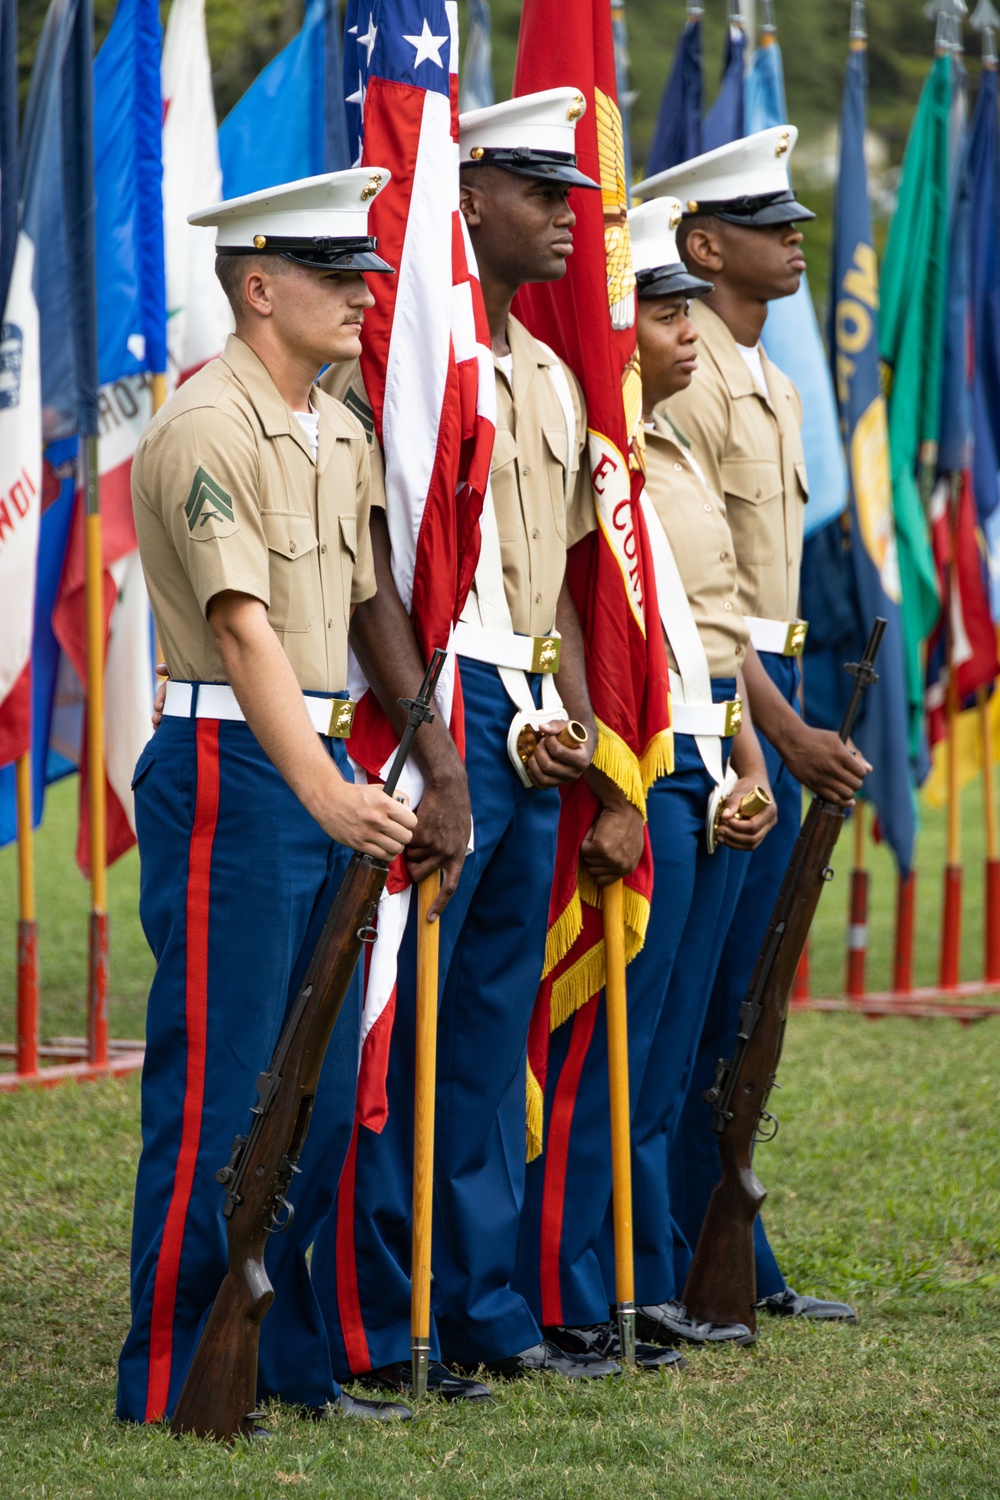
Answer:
(311, 90, 640, 1398)
(117, 173, 417, 1428)
(635, 128, 868, 1324)
(514, 197, 778, 1360)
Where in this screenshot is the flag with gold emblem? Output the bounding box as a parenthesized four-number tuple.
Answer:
(512, 0, 673, 1158)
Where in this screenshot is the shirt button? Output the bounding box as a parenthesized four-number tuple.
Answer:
(755, 487, 762, 498)
(535, 592, 542, 604)
(522, 465, 531, 476)
(289, 540, 297, 553)
(703, 502, 712, 513)
(720, 551, 728, 561)
(724, 600, 733, 611)
(321, 542, 328, 554)
(735, 643, 744, 655)
(674, 462, 683, 472)
(327, 618, 333, 629)
(532, 527, 540, 539)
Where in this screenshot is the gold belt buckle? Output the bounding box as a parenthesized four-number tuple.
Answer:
(530, 636, 562, 673)
(784, 620, 808, 657)
(724, 697, 743, 736)
(327, 699, 356, 738)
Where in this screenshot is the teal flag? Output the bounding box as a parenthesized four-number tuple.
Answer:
(879, 50, 950, 753)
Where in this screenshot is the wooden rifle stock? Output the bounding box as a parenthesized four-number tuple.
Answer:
(682, 620, 886, 1334)
(170, 650, 446, 1442)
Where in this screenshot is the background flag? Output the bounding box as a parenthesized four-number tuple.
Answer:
(745, 19, 847, 539)
(969, 25, 1000, 609)
(879, 41, 949, 757)
(459, 0, 494, 113)
(0, 0, 16, 309)
(341, 0, 493, 1129)
(643, 5, 702, 176)
(702, 7, 745, 152)
(51, 0, 167, 875)
(161, 0, 232, 385)
(219, 0, 350, 197)
(513, 0, 673, 1156)
(0, 0, 97, 780)
(822, 12, 916, 874)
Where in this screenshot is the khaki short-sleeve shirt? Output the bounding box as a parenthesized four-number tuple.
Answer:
(666, 300, 807, 622)
(491, 316, 594, 636)
(643, 408, 749, 679)
(321, 321, 596, 637)
(131, 334, 376, 693)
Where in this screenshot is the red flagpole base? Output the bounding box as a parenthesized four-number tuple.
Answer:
(87, 911, 109, 1067)
(893, 871, 916, 995)
(791, 940, 810, 1009)
(16, 919, 39, 1077)
(939, 866, 963, 991)
(986, 860, 1000, 985)
(846, 869, 869, 1000)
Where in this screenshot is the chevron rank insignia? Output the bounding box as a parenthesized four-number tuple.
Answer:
(185, 466, 237, 536)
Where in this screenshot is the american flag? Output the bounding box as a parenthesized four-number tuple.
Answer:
(343, 0, 494, 1128)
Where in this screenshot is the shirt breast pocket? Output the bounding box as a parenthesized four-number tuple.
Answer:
(261, 510, 319, 633)
(338, 513, 358, 625)
(542, 425, 568, 542)
(721, 458, 783, 563)
(490, 428, 521, 542)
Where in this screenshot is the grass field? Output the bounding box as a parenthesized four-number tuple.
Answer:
(1, 779, 999, 1497)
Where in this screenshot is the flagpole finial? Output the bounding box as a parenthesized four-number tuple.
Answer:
(849, 0, 868, 42)
(971, 0, 1000, 63)
(727, 0, 746, 25)
(925, 0, 967, 51)
(758, 1, 776, 36)
(686, 1, 704, 15)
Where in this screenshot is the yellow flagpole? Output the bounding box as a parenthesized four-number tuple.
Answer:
(603, 878, 635, 1364)
(15, 752, 39, 1076)
(411, 873, 441, 1398)
(83, 432, 108, 1065)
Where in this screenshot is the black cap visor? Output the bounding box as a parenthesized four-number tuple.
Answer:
(463, 147, 600, 190)
(687, 189, 814, 227)
(216, 236, 396, 274)
(637, 263, 713, 300)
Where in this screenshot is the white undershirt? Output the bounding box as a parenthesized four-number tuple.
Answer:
(496, 352, 514, 384)
(293, 405, 320, 460)
(736, 341, 768, 398)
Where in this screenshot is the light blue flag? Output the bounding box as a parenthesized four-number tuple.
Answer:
(746, 36, 848, 537)
(460, 0, 494, 113)
(219, 0, 349, 199)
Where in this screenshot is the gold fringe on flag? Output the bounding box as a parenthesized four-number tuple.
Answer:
(640, 725, 674, 790)
(592, 717, 646, 813)
(542, 885, 583, 979)
(526, 1060, 545, 1162)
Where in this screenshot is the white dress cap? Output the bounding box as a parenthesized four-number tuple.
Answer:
(459, 87, 600, 189)
(627, 198, 713, 299)
(188, 168, 396, 272)
(634, 125, 814, 226)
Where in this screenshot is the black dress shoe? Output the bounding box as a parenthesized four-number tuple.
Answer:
(359, 1360, 492, 1402)
(636, 1301, 756, 1348)
(759, 1287, 858, 1322)
(309, 1391, 412, 1422)
(483, 1338, 621, 1380)
(546, 1321, 686, 1373)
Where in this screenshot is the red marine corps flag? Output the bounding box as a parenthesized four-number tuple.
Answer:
(513, 0, 673, 1155)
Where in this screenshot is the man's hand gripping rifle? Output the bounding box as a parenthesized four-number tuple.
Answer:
(680, 620, 885, 1336)
(170, 649, 447, 1443)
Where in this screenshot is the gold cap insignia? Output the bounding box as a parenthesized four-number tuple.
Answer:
(567, 93, 585, 122)
(470, 146, 485, 160)
(669, 203, 683, 230)
(775, 130, 790, 157)
(253, 234, 267, 249)
(361, 173, 383, 201)
(687, 199, 699, 213)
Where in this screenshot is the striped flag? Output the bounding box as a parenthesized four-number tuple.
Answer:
(342, 0, 494, 1128)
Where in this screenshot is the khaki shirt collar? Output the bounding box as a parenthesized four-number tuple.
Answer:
(219, 334, 357, 472)
(503, 313, 559, 413)
(693, 301, 775, 413)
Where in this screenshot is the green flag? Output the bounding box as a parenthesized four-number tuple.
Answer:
(879, 50, 950, 754)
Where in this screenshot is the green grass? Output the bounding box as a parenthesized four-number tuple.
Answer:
(0, 1016, 998, 1498)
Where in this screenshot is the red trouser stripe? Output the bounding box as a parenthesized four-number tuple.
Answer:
(144, 720, 220, 1422)
(335, 1121, 372, 1374)
(538, 997, 601, 1328)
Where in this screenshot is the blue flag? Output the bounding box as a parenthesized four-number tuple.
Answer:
(644, 13, 702, 176)
(746, 34, 847, 538)
(703, 19, 745, 151)
(220, 0, 350, 198)
(93, 0, 166, 383)
(821, 30, 915, 873)
(0, 0, 16, 313)
(460, 0, 494, 113)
